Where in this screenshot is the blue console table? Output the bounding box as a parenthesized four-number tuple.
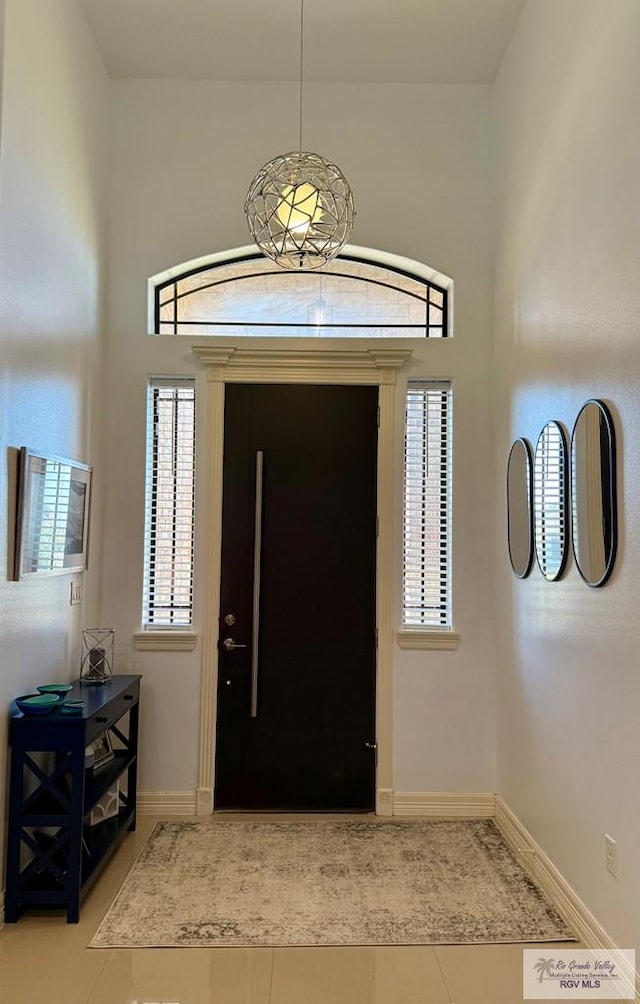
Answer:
(4, 674, 141, 923)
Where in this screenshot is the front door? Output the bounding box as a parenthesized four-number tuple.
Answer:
(215, 383, 378, 811)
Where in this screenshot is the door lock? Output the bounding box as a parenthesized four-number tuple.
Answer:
(222, 637, 247, 652)
(223, 613, 236, 626)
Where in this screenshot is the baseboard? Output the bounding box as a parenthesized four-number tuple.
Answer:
(393, 791, 496, 817)
(137, 789, 495, 819)
(496, 797, 640, 1000)
(137, 791, 197, 815)
(137, 790, 494, 818)
(495, 796, 618, 949)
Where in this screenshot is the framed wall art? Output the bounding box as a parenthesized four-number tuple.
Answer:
(86, 732, 114, 772)
(13, 448, 92, 580)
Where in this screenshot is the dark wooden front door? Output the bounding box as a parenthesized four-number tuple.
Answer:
(214, 384, 378, 811)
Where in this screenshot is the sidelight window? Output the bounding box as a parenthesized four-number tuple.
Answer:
(403, 382, 453, 628)
(143, 379, 196, 626)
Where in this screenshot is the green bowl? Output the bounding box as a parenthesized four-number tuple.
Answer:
(60, 701, 84, 715)
(37, 683, 73, 696)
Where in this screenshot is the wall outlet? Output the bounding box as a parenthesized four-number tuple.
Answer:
(70, 581, 82, 606)
(605, 834, 617, 877)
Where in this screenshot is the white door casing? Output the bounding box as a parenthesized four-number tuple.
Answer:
(191, 344, 412, 815)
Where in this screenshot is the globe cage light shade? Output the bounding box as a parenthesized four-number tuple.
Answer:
(245, 151, 355, 270)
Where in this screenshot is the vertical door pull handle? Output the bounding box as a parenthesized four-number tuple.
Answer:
(250, 451, 264, 718)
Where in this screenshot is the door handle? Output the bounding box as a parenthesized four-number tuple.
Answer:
(222, 637, 247, 652)
(250, 450, 264, 719)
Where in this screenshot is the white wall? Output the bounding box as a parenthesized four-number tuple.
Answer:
(493, 0, 640, 950)
(0, 0, 109, 867)
(0, 0, 5, 151)
(101, 81, 497, 798)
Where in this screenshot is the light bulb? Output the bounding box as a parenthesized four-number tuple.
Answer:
(276, 182, 322, 235)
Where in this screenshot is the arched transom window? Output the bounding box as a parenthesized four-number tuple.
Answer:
(151, 249, 450, 338)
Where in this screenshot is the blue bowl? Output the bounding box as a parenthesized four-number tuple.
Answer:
(16, 693, 61, 716)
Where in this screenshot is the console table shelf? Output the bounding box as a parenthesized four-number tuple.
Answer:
(4, 675, 141, 923)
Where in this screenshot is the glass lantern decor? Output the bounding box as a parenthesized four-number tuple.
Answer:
(80, 628, 115, 685)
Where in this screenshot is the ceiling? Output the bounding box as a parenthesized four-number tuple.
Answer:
(79, 0, 526, 85)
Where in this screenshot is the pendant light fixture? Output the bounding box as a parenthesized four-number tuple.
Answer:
(244, 0, 354, 270)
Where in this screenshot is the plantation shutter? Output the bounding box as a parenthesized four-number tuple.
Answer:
(403, 382, 453, 627)
(143, 379, 196, 626)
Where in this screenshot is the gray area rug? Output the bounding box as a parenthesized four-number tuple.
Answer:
(91, 819, 575, 948)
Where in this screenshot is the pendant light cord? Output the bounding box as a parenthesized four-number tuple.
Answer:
(298, 0, 305, 151)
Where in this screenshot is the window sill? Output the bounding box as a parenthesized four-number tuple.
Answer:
(396, 629, 461, 651)
(133, 631, 198, 652)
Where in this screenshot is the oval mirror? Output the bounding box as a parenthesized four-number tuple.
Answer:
(534, 421, 568, 581)
(571, 399, 617, 586)
(507, 439, 534, 577)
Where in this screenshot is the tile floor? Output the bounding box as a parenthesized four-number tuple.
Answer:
(0, 815, 586, 1004)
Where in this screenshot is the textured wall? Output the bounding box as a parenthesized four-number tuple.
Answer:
(101, 80, 496, 797)
(0, 0, 109, 872)
(493, 0, 640, 950)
